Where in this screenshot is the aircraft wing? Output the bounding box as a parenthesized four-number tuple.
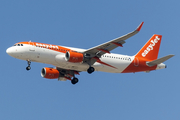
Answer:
(83, 22, 144, 65)
(83, 22, 144, 57)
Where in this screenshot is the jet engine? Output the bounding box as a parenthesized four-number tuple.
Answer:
(41, 67, 59, 79)
(65, 51, 84, 63)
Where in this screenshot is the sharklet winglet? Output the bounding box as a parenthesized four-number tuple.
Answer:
(136, 22, 144, 31)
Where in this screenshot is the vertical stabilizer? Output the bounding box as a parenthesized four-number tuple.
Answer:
(135, 34, 162, 61)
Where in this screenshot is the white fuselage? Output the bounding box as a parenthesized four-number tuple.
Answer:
(6, 24, 171, 84)
(6, 43, 135, 73)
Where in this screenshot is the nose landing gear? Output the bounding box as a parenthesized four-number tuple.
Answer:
(26, 60, 31, 71)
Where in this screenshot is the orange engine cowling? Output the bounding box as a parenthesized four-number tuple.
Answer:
(65, 51, 84, 63)
(41, 67, 59, 79)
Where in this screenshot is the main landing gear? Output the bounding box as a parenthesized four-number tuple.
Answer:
(87, 67, 95, 74)
(71, 77, 79, 85)
(70, 66, 94, 85)
(26, 60, 31, 71)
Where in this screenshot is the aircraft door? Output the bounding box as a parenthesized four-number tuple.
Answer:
(28, 41, 38, 61)
(134, 57, 139, 66)
(29, 41, 35, 51)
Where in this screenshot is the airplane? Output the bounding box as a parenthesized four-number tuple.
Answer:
(6, 22, 174, 84)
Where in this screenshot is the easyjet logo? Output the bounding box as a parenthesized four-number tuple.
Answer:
(142, 36, 160, 57)
(36, 43, 59, 49)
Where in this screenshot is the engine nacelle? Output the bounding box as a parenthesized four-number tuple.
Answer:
(41, 67, 59, 79)
(65, 51, 84, 63)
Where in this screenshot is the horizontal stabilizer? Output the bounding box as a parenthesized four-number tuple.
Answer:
(146, 54, 174, 66)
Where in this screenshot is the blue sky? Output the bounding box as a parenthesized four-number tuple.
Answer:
(1, 0, 179, 120)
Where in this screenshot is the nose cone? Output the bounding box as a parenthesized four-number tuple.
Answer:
(6, 47, 15, 57)
(6, 47, 12, 55)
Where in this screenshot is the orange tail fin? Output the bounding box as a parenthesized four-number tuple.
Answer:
(135, 34, 162, 61)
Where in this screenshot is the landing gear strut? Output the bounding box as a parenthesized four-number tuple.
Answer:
(71, 77, 79, 85)
(26, 60, 31, 71)
(87, 67, 95, 74)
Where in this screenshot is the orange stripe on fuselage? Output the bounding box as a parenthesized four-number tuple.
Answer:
(122, 57, 157, 73)
(17, 41, 73, 53)
(93, 57, 117, 69)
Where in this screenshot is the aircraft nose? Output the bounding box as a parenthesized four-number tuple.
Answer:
(6, 47, 14, 56)
(6, 47, 11, 54)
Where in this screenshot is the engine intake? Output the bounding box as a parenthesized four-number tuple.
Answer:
(41, 67, 59, 79)
(65, 51, 84, 63)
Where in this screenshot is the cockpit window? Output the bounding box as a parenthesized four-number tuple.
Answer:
(13, 44, 24, 46)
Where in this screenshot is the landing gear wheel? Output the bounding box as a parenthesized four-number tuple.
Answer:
(26, 66, 31, 71)
(26, 60, 31, 71)
(87, 67, 95, 74)
(71, 78, 79, 85)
